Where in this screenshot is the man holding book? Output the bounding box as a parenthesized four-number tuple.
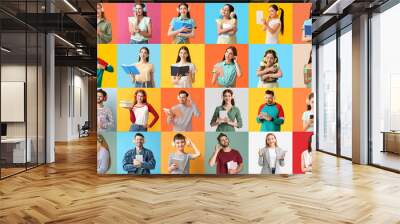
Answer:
(122, 133, 156, 175)
(208, 133, 243, 175)
(165, 90, 200, 132)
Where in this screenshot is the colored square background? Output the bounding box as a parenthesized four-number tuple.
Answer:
(160, 3, 205, 44)
(97, 44, 117, 88)
(160, 132, 206, 174)
(292, 132, 313, 174)
(205, 44, 248, 88)
(98, 88, 117, 132)
(117, 44, 161, 88)
(204, 88, 249, 132)
(292, 3, 312, 44)
(293, 88, 312, 132)
(248, 3, 293, 44)
(160, 88, 205, 132)
(204, 132, 249, 174)
(204, 3, 249, 44)
(100, 132, 117, 174)
(292, 44, 312, 88)
(116, 88, 161, 132)
(248, 132, 293, 174)
(249, 44, 293, 88)
(248, 88, 293, 132)
(116, 132, 161, 174)
(101, 3, 118, 44)
(160, 44, 205, 88)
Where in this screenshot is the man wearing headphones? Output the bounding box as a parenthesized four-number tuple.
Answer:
(256, 90, 285, 131)
(97, 89, 114, 132)
(122, 133, 156, 175)
(208, 133, 243, 175)
(166, 90, 200, 132)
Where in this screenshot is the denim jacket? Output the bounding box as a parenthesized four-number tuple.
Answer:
(122, 147, 156, 174)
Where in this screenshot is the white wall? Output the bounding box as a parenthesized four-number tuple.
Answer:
(54, 67, 89, 141)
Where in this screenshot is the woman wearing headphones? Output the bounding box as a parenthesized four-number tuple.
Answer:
(97, 3, 112, 44)
(256, 49, 282, 88)
(129, 3, 152, 44)
(210, 89, 243, 132)
(263, 4, 284, 44)
(130, 47, 155, 88)
(216, 4, 237, 44)
(171, 46, 196, 88)
(167, 3, 196, 44)
(168, 133, 201, 174)
(124, 89, 159, 132)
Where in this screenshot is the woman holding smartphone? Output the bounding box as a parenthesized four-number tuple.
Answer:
(130, 47, 155, 88)
(211, 46, 242, 88)
(167, 3, 196, 44)
(129, 3, 152, 44)
(210, 89, 243, 132)
(258, 133, 286, 174)
(171, 46, 196, 88)
(124, 89, 159, 132)
(262, 4, 284, 44)
(302, 92, 314, 131)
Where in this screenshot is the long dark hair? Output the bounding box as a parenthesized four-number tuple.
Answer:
(133, 89, 148, 105)
(176, 46, 192, 63)
(98, 3, 106, 20)
(177, 3, 191, 19)
(264, 49, 278, 64)
(306, 92, 314, 111)
(307, 135, 313, 153)
(135, 3, 147, 17)
(225, 4, 237, 20)
(221, 46, 238, 63)
(308, 51, 312, 64)
(138, 47, 150, 62)
(221, 89, 235, 106)
(270, 4, 284, 35)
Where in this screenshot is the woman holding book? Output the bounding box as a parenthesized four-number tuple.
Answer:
(211, 46, 242, 88)
(128, 47, 155, 88)
(168, 133, 201, 174)
(167, 3, 196, 44)
(263, 4, 284, 44)
(216, 4, 237, 44)
(124, 89, 159, 132)
(210, 89, 243, 132)
(258, 133, 286, 174)
(129, 3, 152, 44)
(171, 46, 196, 88)
(256, 49, 282, 88)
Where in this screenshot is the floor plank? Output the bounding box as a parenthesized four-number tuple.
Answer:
(0, 135, 399, 223)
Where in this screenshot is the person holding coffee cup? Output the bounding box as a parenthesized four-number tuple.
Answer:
(122, 133, 156, 175)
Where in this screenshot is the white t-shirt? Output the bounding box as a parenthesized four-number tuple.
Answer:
(97, 147, 110, 174)
(302, 150, 312, 174)
(133, 105, 149, 126)
(129, 16, 150, 41)
(302, 110, 314, 132)
(268, 148, 277, 168)
(172, 62, 196, 88)
(266, 18, 281, 44)
(172, 103, 200, 131)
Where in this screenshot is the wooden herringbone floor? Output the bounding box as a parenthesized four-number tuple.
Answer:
(1, 135, 400, 223)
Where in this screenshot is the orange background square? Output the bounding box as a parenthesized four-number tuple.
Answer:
(160, 88, 205, 131)
(292, 88, 312, 131)
(204, 44, 249, 88)
(293, 3, 312, 44)
(160, 3, 205, 44)
(160, 132, 205, 174)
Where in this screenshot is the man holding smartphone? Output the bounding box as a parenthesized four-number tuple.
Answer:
(208, 133, 243, 175)
(256, 90, 285, 131)
(122, 133, 156, 175)
(166, 90, 200, 131)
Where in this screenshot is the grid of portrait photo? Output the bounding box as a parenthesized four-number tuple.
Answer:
(97, 2, 314, 175)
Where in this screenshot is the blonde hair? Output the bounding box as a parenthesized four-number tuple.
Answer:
(97, 134, 111, 172)
(265, 133, 278, 148)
